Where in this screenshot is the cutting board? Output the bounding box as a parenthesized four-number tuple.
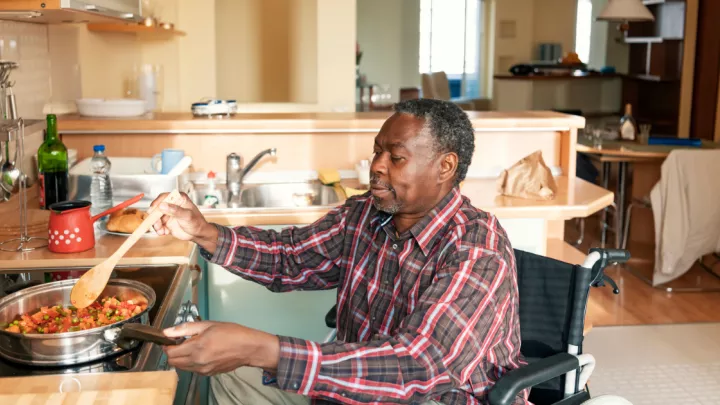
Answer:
(0, 370, 178, 404)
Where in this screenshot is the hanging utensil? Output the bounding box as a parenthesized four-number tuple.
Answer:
(0, 89, 20, 195)
(70, 189, 184, 308)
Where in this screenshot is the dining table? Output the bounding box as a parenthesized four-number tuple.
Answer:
(576, 137, 720, 249)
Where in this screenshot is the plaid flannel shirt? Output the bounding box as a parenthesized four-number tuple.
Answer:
(202, 188, 528, 404)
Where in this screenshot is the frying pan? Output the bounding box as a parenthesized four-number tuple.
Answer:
(0, 278, 181, 366)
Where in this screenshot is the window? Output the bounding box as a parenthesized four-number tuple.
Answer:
(575, 0, 593, 64)
(419, 0, 482, 98)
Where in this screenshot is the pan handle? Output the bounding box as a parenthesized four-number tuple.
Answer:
(90, 193, 145, 222)
(117, 323, 184, 346)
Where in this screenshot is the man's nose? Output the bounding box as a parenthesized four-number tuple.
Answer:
(370, 154, 388, 176)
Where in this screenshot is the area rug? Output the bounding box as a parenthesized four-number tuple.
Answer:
(583, 323, 720, 405)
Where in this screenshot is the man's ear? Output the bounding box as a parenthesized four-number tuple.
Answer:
(438, 152, 458, 184)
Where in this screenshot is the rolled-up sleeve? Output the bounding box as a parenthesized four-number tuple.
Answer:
(272, 247, 524, 404)
(201, 203, 349, 292)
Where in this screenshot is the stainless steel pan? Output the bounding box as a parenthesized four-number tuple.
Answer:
(0, 278, 179, 366)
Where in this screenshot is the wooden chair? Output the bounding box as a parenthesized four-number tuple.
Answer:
(423, 71, 492, 111)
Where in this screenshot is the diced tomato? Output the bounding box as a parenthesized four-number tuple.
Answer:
(97, 313, 109, 324)
(31, 312, 44, 323)
(5, 296, 147, 334)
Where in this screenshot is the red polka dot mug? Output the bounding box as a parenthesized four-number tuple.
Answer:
(47, 193, 144, 253)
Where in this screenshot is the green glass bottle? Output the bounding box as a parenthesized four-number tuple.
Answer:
(37, 114, 68, 209)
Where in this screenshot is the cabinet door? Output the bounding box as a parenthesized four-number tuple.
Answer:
(205, 224, 336, 342)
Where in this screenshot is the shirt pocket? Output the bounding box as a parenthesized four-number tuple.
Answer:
(399, 259, 438, 314)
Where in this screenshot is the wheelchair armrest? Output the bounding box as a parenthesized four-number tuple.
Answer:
(325, 305, 337, 328)
(488, 353, 580, 405)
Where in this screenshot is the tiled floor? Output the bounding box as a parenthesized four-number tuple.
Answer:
(584, 323, 720, 404)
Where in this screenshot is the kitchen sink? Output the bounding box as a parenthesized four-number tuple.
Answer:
(188, 181, 342, 209)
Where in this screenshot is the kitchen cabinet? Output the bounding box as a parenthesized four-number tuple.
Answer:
(0, 0, 142, 24)
(204, 225, 336, 343)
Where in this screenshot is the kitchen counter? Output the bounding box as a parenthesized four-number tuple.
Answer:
(0, 175, 611, 270)
(0, 233, 196, 271)
(204, 176, 612, 226)
(56, 111, 585, 134)
(494, 73, 622, 81)
(493, 74, 621, 117)
(32, 109, 600, 259)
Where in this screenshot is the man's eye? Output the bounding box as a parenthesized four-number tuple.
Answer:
(391, 156, 403, 162)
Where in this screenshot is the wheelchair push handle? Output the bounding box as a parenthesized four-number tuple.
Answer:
(588, 248, 631, 265)
(604, 249, 631, 263)
(584, 248, 629, 295)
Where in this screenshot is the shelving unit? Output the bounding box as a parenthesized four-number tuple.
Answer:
(87, 23, 185, 37)
(622, 0, 687, 135)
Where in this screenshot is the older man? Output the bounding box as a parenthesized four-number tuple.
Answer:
(151, 99, 528, 405)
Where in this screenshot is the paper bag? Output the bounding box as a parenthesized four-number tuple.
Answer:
(496, 150, 558, 200)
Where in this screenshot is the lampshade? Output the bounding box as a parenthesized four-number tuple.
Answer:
(597, 0, 655, 22)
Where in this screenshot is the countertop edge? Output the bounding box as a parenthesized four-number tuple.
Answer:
(56, 111, 586, 133)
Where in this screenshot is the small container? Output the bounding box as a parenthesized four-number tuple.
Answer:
(47, 194, 143, 253)
(356, 159, 370, 185)
(201, 171, 220, 208)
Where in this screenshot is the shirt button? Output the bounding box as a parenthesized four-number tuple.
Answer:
(372, 316, 377, 321)
(341, 392, 347, 397)
(292, 382, 299, 389)
(392, 244, 398, 249)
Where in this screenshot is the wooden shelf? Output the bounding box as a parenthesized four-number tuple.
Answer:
(624, 36, 683, 44)
(643, 0, 683, 4)
(87, 23, 185, 37)
(625, 74, 681, 83)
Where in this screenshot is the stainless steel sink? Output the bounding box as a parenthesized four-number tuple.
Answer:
(188, 181, 341, 209)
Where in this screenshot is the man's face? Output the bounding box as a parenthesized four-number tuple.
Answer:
(370, 113, 444, 215)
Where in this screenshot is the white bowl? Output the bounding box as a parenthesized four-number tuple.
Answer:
(76, 98, 148, 118)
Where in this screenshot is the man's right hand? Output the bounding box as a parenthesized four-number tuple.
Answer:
(150, 192, 219, 254)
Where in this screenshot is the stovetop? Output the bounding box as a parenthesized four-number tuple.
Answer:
(0, 264, 188, 378)
(0, 344, 145, 377)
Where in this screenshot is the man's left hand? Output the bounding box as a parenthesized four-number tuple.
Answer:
(162, 321, 280, 376)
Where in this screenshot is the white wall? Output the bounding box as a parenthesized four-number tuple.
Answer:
(588, 0, 629, 72)
(493, 0, 537, 74)
(316, 0, 357, 111)
(356, 0, 421, 102)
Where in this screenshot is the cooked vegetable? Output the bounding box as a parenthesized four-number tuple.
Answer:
(3, 296, 147, 335)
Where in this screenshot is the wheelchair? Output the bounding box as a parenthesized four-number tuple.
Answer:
(323, 248, 633, 405)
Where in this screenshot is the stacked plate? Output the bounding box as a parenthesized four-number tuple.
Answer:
(0, 186, 49, 237)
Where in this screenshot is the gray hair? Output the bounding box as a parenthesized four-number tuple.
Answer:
(393, 99, 475, 186)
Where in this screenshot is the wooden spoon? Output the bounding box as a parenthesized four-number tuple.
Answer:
(70, 190, 185, 309)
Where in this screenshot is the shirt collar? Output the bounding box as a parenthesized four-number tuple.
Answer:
(374, 188, 463, 256)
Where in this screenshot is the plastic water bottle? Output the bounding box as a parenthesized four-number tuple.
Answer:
(90, 145, 113, 217)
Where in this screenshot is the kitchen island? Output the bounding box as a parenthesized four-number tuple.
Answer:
(493, 73, 622, 117)
(53, 110, 602, 251)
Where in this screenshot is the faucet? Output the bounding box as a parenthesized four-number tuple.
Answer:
(226, 148, 277, 204)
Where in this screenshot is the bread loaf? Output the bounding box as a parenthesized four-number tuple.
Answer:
(106, 208, 148, 233)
